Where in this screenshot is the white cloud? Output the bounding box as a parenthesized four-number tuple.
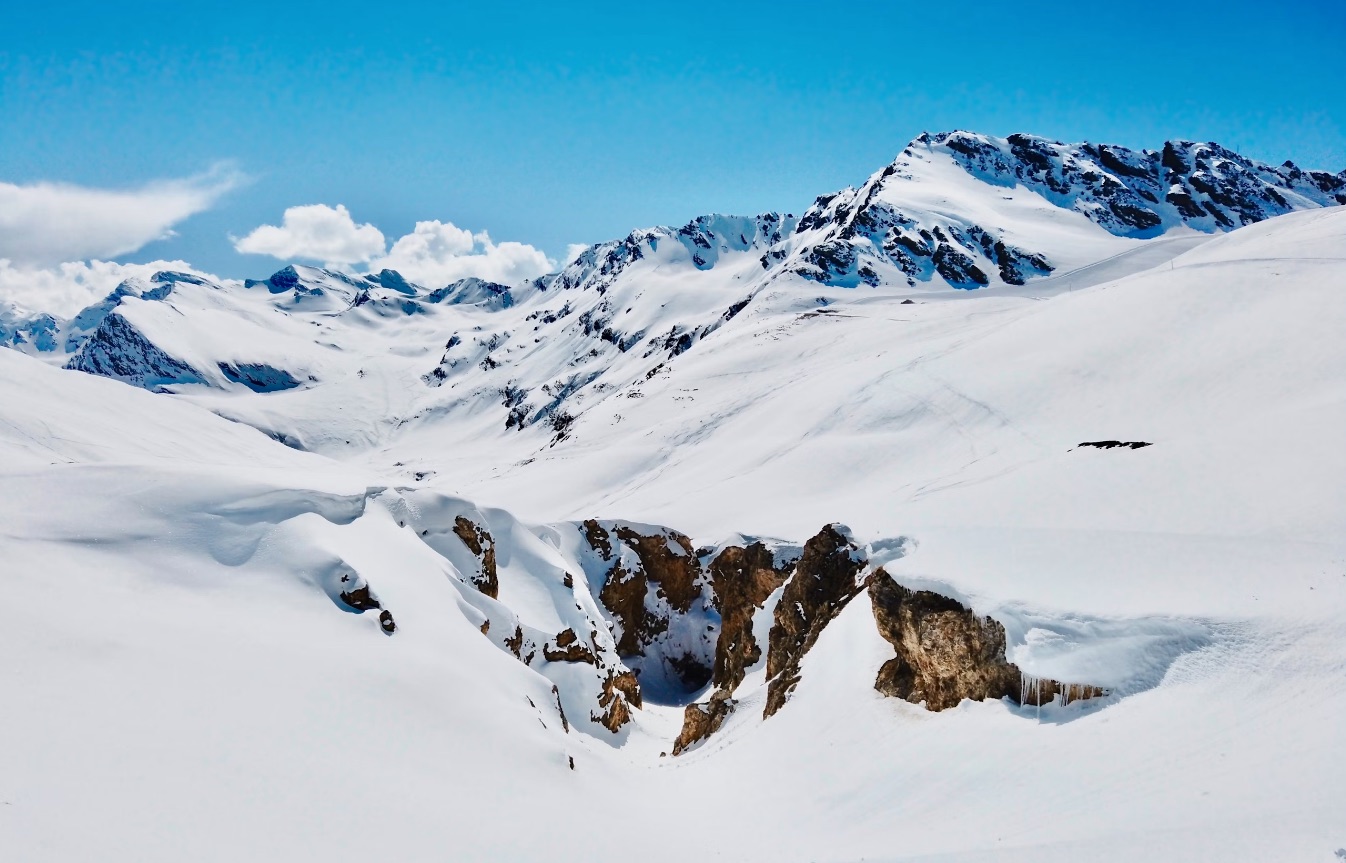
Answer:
(0, 259, 221, 318)
(0, 166, 241, 268)
(232, 203, 387, 265)
(372, 221, 554, 287)
(564, 243, 591, 267)
(235, 205, 555, 287)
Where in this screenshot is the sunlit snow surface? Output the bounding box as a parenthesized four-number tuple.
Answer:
(2, 207, 1345, 861)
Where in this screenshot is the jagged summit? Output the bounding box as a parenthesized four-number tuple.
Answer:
(773, 129, 1345, 289)
(5, 129, 1341, 449)
(540, 211, 796, 294)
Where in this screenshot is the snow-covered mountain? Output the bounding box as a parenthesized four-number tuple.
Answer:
(3, 132, 1345, 862)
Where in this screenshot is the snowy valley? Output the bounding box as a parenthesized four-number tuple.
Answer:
(3, 131, 1345, 862)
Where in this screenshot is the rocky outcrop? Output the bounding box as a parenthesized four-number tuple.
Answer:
(582, 520, 716, 698)
(65, 312, 203, 391)
(763, 524, 866, 717)
(592, 669, 642, 733)
(868, 570, 1103, 710)
(543, 628, 597, 665)
(338, 583, 381, 612)
(705, 542, 792, 692)
(452, 516, 498, 598)
(673, 690, 734, 755)
(336, 573, 397, 635)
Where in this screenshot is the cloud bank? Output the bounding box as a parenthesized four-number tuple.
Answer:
(233, 203, 386, 265)
(374, 221, 554, 286)
(0, 167, 241, 268)
(233, 204, 554, 287)
(0, 259, 222, 318)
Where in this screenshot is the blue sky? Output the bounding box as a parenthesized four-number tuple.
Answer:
(2, 0, 1343, 281)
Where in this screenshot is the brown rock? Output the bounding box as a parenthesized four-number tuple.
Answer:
(764, 524, 866, 717)
(597, 558, 649, 656)
(706, 542, 791, 692)
(584, 520, 714, 692)
(1017, 677, 1107, 707)
(338, 582, 381, 612)
(582, 518, 612, 560)
(591, 668, 642, 732)
(672, 690, 735, 755)
(542, 627, 598, 664)
(504, 624, 524, 659)
(452, 515, 499, 598)
(613, 525, 701, 613)
(868, 570, 1105, 710)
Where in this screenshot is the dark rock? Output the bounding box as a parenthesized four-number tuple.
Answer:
(452, 516, 498, 598)
(591, 668, 642, 732)
(706, 542, 791, 693)
(65, 312, 204, 391)
(672, 690, 735, 755)
(339, 584, 382, 612)
(217, 362, 302, 392)
(763, 524, 866, 717)
(543, 628, 598, 664)
(1077, 440, 1152, 449)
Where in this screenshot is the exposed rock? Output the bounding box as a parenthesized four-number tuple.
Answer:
(551, 684, 570, 733)
(672, 690, 735, 755)
(582, 518, 613, 559)
(706, 542, 792, 692)
(583, 520, 715, 696)
(763, 524, 866, 717)
(592, 669, 642, 733)
(543, 628, 598, 665)
(504, 624, 524, 659)
(596, 555, 647, 656)
(65, 311, 203, 391)
(452, 516, 499, 598)
(613, 525, 702, 613)
(338, 583, 381, 612)
(1018, 677, 1106, 707)
(217, 362, 302, 392)
(1077, 440, 1152, 450)
(868, 570, 1104, 711)
(378, 610, 397, 634)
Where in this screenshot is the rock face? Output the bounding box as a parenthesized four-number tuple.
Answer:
(580, 520, 717, 700)
(780, 130, 1345, 291)
(66, 312, 203, 391)
(868, 571, 1020, 710)
(868, 570, 1104, 710)
(705, 542, 793, 693)
(592, 669, 642, 733)
(763, 524, 867, 717)
(670, 541, 797, 755)
(542, 628, 597, 665)
(452, 516, 498, 598)
(672, 690, 735, 755)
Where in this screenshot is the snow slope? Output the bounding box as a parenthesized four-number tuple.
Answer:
(2, 134, 1345, 862)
